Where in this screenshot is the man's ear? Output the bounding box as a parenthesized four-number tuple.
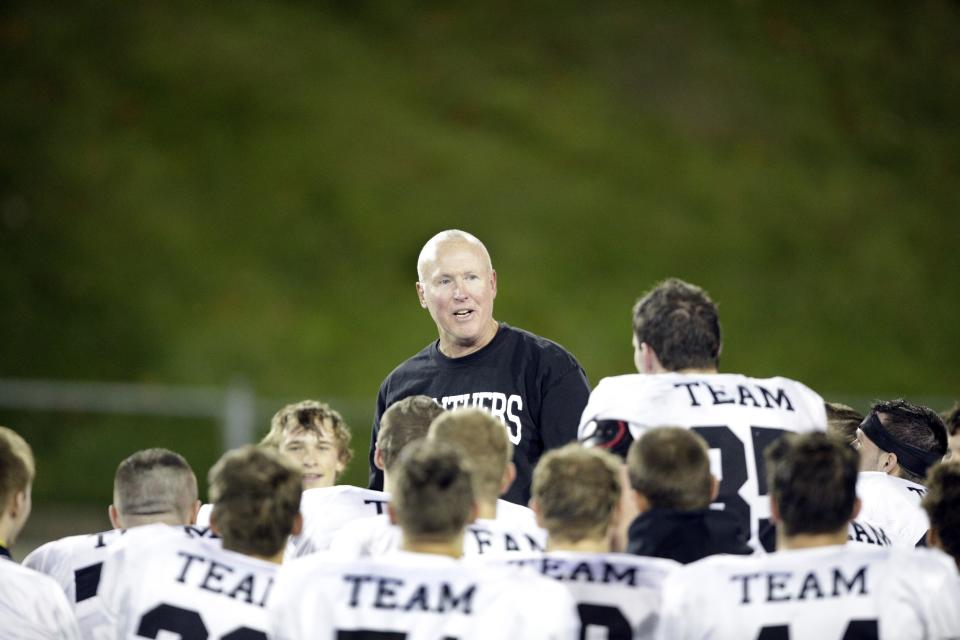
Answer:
(769, 495, 783, 525)
(466, 501, 479, 526)
(530, 498, 545, 529)
(883, 452, 900, 476)
(632, 489, 651, 514)
(189, 500, 201, 525)
(209, 512, 221, 537)
(374, 446, 386, 472)
(290, 512, 304, 537)
(850, 496, 861, 521)
(489, 269, 498, 299)
(387, 502, 398, 526)
(499, 462, 516, 496)
(108, 504, 123, 530)
(639, 343, 665, 374)
(709, 475, 720, 502)
(416, 282, 427, 308)
(927, 526, 942, 551)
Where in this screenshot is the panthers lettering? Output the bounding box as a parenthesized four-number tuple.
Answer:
(437, 392, 524, 445)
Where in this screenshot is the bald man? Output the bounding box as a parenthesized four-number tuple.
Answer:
(369, 229, 590, 505)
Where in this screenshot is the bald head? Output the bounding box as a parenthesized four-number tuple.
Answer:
(416, 230, 492, 282)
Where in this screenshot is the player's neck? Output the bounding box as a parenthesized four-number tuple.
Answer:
(223, 543, 285, 565)
(401, 533, 464, 559)
(476, 500, 498, 520)
(438, 320, 499, 358)
(778, 530, 848, 551)
(546, 536, 610, 554)
(674, 366, 719, 375)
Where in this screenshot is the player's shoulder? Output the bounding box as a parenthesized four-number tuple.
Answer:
(858, 471, 925, 494)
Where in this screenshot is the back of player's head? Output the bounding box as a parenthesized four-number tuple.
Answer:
(208, 445, 302, 557)
(922, 461, 960, 564)
(113, 448, 198, 526)
(427, 408, 512, 503)
(627, 427, 713, 510)
(825, 402, 863, 446)
(391, 440, 474, 540)
(261, 399, 353, 471)
(941, 402, 960, 438)
(765, 432, 858, 537)
(378, 395, 446, 472)
(865, 399, 947, 483)
(632, 278, 720, 371)
(0, 426, 34, 509)
(532, 444, 621, 542)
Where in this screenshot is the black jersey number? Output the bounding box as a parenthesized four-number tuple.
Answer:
(757, 619, 878, 639)
(136, 603, 266, 639)
(577, 603, 632, 640)
(691, 425, 788, 550)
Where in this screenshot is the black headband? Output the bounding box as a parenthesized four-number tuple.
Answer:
(860, 412, 942, 477)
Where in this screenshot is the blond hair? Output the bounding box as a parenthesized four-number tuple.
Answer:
(392, 440, 474, 540)
(0, 426, 34, 510)
(378, 396, 446, 472)
(627, 427, 713, 510)
(533, 444, 621, 542)
(427, 408, 511, 503)
(260, 400, 353, 476)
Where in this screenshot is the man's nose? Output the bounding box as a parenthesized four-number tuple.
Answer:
(453, 280, 468, 299)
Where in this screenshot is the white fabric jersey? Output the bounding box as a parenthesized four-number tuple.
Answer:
(97, 523, 278, 639)
(482, 550, 679, 640)
(0, 557, 81, 640)
(269, 550, 579, 639)
(856, 471, 929, 548)
(22, 525, 215, 639)
(579, 372, 827, 549)
(658, 545, 960, 640)
(329, 500, 547, 559)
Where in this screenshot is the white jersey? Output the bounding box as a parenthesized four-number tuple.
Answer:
(329, 500, 547, 558)
(0, 557, 81, 640)
(22, 525, 215, 639)
(657, 544, 960, 640)
(846, 519, 894, 549)
(97, 523, 278, 639)
(856, 471, 929, 548)
(269, 550, 579, 639)
(580, 372, 826, 550)
(482, 550, 679, 640)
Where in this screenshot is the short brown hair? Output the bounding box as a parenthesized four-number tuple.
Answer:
(532, 444, 621, 542)
(261, 400, 353, 475)
(392, 440, 474, 540)
(208, 445, 302, 557)
(766, 432, 858, 537)
(378, 396, 446, 472)
(825, 402, 863, 446)
(0, 426, 34, 510)
(113, 448, 198, 525)
(870, 399, 947, 484)
(922, 461, 960, 564)
(627, 427, 712, 510)
(427, 409, 511, 503)
(632, 278, 721, 371)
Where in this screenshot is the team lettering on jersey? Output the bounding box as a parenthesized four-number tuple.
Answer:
(847, 521, 893, 547)
(673, 381, 796, 411)
(343, 575, 477, 614)
(507, 557, 644, 586)
(436, 392, 524, 444)
(732, 565, 868, 604)
(468, 528, 544, 554)
(174, 551, 274, 607)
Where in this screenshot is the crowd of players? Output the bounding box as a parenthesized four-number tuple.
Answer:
(2, 229, 960, 639)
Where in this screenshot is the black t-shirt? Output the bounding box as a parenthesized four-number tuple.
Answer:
(369, 323, 591, 504)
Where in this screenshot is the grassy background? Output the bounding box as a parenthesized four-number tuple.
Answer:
(2, 1, 958, 508)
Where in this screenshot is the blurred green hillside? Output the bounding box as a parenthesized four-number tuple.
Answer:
(2, 1, 958, 504)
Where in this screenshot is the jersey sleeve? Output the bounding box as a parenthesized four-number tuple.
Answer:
(22, 540, 71, 596)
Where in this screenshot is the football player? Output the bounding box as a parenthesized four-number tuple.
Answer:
(291, 395, 444, 557)
(488, 443, 679, 640)
(657, 432, 960, 639)
(24, 447, 204, 639)
(97, 445, 302, 638)
(921, 461, 960, 569)
(852, 399, 947, 547)
(270, 440, 578, 639)
(332, 408, 546, 556)
(579, 278, 827, 550)
(0, 426, 80, 639)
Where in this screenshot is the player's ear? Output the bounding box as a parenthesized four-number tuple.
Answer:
(466, 500, 479, 526)
(883, 452, 898, 475)
(209, 512, 221, 537)
(108, 504, 123, 530)
(290, 512, 303, 537)
(709, 474, 720, 502)
(490, 269, 497, 298)
(374, 446, 386, 472)
(927, 526, 942, 550)
(499, 462, 516, 495)
(189, 500, 201, 525)
(387, 502, 398, 526)
(632, 489, 651, 514)
(416, 281, 427, 308)
(769, 495, 782, 525)
(639, 343, 664, 374)
(529, 498, 546, 529)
